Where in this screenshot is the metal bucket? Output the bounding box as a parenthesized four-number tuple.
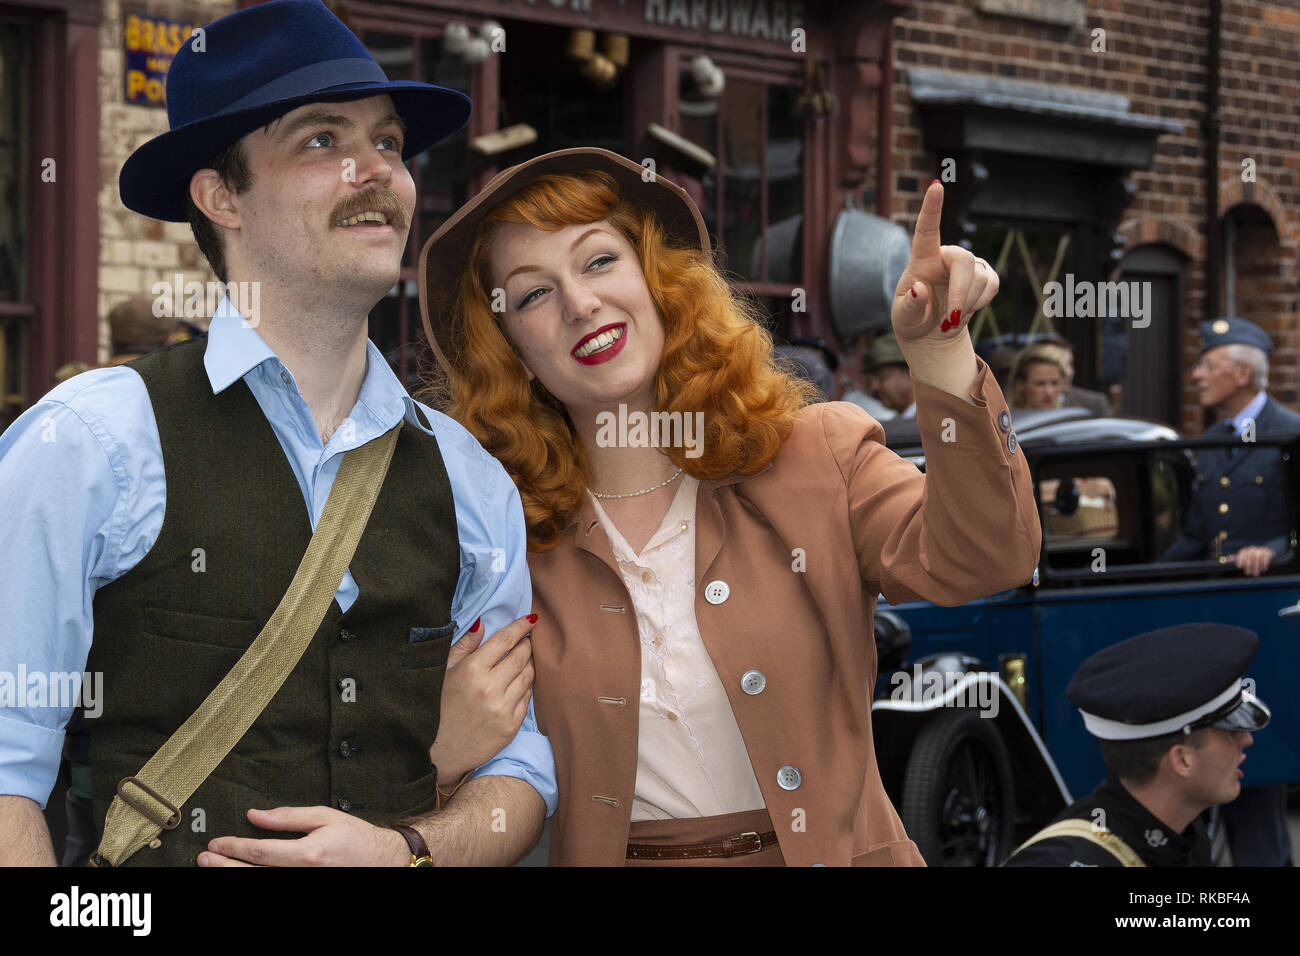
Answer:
(829, 207, 911, 340)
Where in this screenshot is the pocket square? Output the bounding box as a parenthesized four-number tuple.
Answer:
(409, 622, 456, 644)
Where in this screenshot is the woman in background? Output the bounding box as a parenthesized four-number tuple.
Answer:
(1010, 344, 1067, 409)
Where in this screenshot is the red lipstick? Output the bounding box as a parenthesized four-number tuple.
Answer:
(572, 323, 627, 366)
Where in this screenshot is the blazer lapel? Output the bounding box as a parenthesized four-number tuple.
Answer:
(572, 494, 623, 580)
(695, 465, 772, 587)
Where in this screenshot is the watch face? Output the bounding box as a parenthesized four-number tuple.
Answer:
(411, 856, 435, 867)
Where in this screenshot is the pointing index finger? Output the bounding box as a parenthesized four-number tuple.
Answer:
(909, 180, 944, 263)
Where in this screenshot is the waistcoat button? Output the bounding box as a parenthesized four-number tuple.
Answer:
(777, 765, 802, 790)
(338, 740, 352, 757)
(337, 797, 352, 812)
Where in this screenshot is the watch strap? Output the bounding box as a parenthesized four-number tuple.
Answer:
(392, 823, 434, 866)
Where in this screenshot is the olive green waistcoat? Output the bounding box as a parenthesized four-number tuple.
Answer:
(85, 337, 460, 866)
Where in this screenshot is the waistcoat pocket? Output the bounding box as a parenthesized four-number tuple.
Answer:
(144, 605, 261, 650)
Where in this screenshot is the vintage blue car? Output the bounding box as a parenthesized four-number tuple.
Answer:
(870, 407, 1300, 866)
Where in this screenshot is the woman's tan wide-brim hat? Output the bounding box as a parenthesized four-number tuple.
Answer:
(417, 147, 710, 371)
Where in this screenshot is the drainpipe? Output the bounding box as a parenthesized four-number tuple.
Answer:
(1204, 0, 1221, 321)
(878, 27, 894, 217)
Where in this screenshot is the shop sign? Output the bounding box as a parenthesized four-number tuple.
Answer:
(643, 0, 805, 41)
(124, 11, 199, 107)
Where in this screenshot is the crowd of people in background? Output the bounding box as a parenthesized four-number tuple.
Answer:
(776, 329, 1114, 420)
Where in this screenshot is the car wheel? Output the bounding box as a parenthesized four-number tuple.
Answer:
(901, 708, 1015, 866)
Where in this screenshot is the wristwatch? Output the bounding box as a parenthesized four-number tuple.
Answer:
(391, 824, 435, 867)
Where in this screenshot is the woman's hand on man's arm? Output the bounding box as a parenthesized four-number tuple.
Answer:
(428, 613, 537, 785)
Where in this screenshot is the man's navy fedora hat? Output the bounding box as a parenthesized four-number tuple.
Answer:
(120, 0, 471, 222)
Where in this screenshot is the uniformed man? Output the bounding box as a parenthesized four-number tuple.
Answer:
(1157, 318, 1298, 867)
(1162, 316, 1300, 574)
(1003, 623, 1270, 867)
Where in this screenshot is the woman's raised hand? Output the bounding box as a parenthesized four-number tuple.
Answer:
(891, 180, 999, 342)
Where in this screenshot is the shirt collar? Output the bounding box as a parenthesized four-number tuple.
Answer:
(1228, 390, 1267, 431)
(201, 295, 418, 429)
(588, 473, 699, 562)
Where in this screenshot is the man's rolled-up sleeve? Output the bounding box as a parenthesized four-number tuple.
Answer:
(0, 374, 149, 806)
(823, 358, 1041, 607)
(436, 408, 557, 816)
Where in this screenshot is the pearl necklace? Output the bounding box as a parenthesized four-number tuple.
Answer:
(589, 467, 684, 500)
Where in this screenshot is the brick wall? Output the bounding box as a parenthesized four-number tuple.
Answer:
(97, 0, 233, 361)
(889, 0, 1300, 430)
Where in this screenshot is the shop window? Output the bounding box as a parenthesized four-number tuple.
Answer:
(679, 72, 804, 288)
(497, 20, 626, 156)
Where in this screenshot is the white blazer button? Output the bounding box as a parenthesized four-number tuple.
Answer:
(704, 580, 730, 604)
(777, 765, 802, 790)
(741, 669, 766, 695)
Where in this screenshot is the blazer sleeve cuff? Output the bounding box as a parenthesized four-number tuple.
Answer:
(910, 357, 1018, 461)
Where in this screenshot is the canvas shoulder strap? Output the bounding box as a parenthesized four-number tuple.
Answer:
(90, 424, 401, 867)
(1013, 819, 1147, 867)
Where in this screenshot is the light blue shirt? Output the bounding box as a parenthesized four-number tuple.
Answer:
(0, 299, 556, 815)
(1227, 390, 1267, 433)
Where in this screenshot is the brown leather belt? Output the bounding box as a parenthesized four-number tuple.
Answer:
(626, 829, 779, 861)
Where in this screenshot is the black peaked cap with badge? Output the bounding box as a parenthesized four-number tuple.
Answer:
(1067, 623, 1270, 740)
(1004, 623, 1268, 867)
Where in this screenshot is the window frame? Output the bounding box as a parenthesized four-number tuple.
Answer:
(1029, 436, 1300, 585)
(672, 50, 810, 299)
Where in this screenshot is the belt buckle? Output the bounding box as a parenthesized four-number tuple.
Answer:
(725, 830, 763, 856)
(116, 776, 182, 830)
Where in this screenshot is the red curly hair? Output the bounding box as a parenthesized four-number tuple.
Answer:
(428, 169, 814, 550)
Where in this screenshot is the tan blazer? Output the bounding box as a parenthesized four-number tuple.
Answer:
(526, 360, 1041, 866)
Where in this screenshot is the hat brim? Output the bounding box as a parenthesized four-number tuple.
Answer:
(417, 147, 711, 374)
(119, 82, 471, 222)
(1203, 691, 1270, 733)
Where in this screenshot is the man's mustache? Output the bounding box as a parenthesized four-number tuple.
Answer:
(331, 190, 410, 230)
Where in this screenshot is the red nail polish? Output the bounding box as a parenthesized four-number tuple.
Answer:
(909, 286, 918, 299)
(470, 617, 481, 633)
(950, 309, 962, 325)
(940, 319, 951, 332)
(931, 179, 940, 186)
(527, 613, 538, 624)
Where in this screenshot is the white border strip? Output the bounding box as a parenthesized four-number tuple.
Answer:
(1078, 680, 1240, 740)
(873, 672, 1073, 804)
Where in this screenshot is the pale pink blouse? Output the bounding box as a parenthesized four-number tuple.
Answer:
(589, 475, 766, 821)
